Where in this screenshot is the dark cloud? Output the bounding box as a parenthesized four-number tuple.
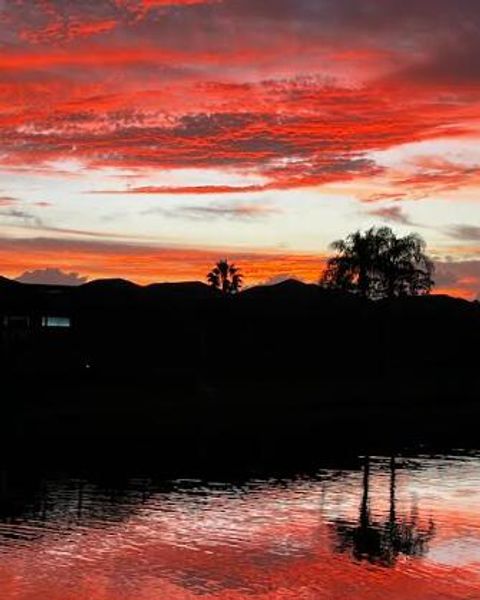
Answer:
(144, 201, 279, 220)
(367, 205, 414, 226)
(0, 235, 155, 256)
(0, 208, 43, 227)
(445, 225, 480, 242)
(434, 260, 480, 299)
(16, 267, 88, 286)
(393, 27, 480, 87)
(4, 1, 480, 85)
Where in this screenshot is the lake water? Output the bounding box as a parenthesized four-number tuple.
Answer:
(0, 452, 479, 599)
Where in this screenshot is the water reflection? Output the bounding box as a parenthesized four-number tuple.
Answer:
(333, 456, 435, 565)
(0, 453, 477, 599)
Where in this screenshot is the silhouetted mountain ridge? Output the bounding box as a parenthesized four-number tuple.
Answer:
(0, 274, 477, 309)
(146, 281, 220, 299)
(0, 275, 23, 289)
(81, 278, 140, 290)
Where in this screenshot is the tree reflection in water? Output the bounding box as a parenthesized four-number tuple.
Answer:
(333, 456, 435, 566)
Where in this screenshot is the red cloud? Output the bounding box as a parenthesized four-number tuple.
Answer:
(0, 196, 18, 206)
(360, 157, 480, 203)
(142, 0, 221, 5)
(0, 2, 480, 197)
(21, 19, 118, 44)
(0, 0, 479, 288)
(0, 78, 457, 193)
(394, 157, 480, 196)
(96, 184, 269, 194)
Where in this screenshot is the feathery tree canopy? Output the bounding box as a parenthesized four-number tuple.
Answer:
(320, 227, 434, 300)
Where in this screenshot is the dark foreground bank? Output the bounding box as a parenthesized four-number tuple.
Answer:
(3, 368, 479, 472)
(1, 276, 479, 471)
(1, 277, 479, 378)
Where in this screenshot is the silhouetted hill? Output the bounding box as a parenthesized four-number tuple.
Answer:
(76, 278, 142, 308)
(0, 275, 67, 311)
(243, 278, 309, 295)
(1, 275, 479, 377)
(240, 278, 363, 312)
(0, 276, 27, 302)
(0, 275, 22, 289)
(145, 281, 220, 301)
(241, 279, 318, 305)
(81, 278, 139, 290)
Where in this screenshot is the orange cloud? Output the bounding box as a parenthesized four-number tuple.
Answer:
(0, 235, 477, 299)
(433, 260, 480, 300)
(0, 236, 325, 285)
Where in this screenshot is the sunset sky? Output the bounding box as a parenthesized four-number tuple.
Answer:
(0, 0, 479, 297)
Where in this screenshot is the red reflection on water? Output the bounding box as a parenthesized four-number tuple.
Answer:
(0, 459, 479, 599)
(0, 534, 477, 600)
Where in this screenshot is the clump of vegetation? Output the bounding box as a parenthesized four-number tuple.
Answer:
(320, 227, 434, 300)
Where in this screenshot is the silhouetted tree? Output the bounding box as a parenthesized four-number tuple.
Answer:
(320, 227, 434, 300)
(207, 259, 243, 295)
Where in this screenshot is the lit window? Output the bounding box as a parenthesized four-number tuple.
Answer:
(41, 316, 71, 328)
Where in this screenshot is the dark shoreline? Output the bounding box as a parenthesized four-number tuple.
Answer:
(2, 277, 479, 475)
(3, 369, 479, 476)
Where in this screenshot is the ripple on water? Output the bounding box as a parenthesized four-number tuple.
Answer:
(0, 453, 478, 599)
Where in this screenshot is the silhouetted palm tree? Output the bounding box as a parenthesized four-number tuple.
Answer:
(320, 227, 434, 300)
(207, 259, 243, 295)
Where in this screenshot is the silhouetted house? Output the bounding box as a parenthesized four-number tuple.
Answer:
(2, 312, 71, 334)
(0, 277, 77, 373)
(1, 310, 76, 374)
(2, 315, 32, 346)
(3, 314, 31, 329)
